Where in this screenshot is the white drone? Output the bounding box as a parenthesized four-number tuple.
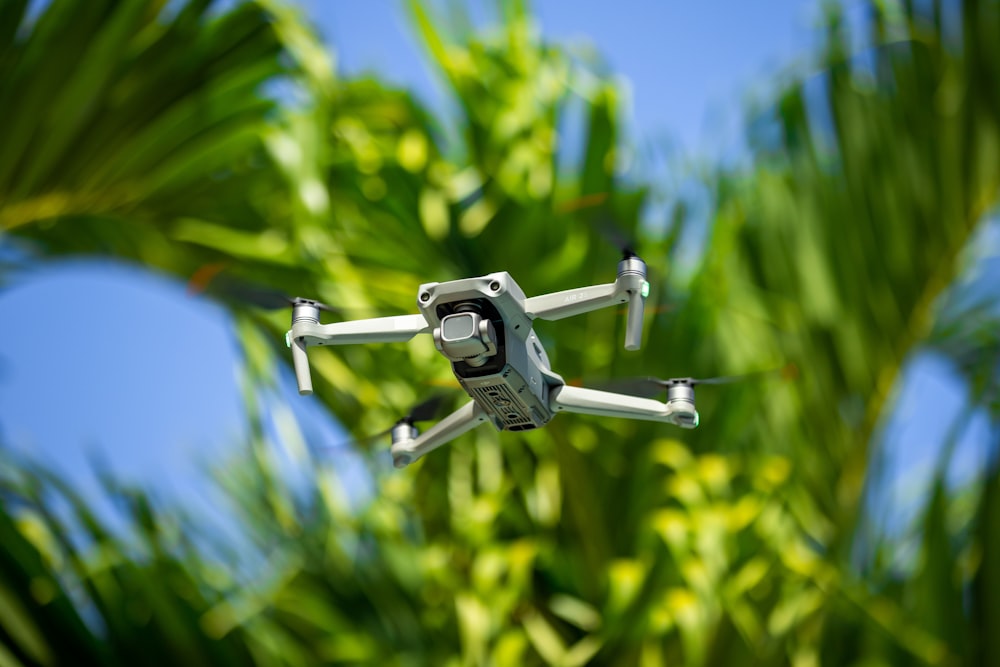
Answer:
(278, 252, 747, 468)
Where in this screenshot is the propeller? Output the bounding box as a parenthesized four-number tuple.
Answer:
(598, 217, 638, 260)
(319, 395, 448, 454)
(556, 191, 640, 260)
(397, 394, 447, 425)
(187, 262, 346, 313)
(588, 365, 796, 399)
(219, 281, 341, 313)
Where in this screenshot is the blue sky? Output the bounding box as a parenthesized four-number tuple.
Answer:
(0, 0, 991, 532)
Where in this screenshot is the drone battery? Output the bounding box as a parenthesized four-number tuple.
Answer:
(459, 364, 551, 432)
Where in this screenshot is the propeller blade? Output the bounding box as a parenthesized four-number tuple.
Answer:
(228, 283, 296, 309)
(188, 263, 345, 312)
(555, 192, 640, 260)
(691, 364, 798, 385)
(321, 395, 449, 452)
(690, 374, 749, 386)
(407, 394, 446, 423)
(597, 218, 638, 259)
(584, 366, 794, 398)
(208, 277, 341, 313)
(292, 297, 340, 313)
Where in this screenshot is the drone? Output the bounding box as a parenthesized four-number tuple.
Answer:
(281, 254, 733, 468)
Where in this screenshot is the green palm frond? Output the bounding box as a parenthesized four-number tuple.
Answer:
(0, 0, 283, 235)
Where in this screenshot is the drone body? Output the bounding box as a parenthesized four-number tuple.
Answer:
(285, 256, 699, 468)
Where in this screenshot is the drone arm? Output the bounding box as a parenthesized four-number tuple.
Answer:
(523, 282, 623, 321)
(291, 314, 431, 346)
(549, 385, 697, 428)
(286, 314, 430, 396)
(524, 262, 647, 350)
(391, 400, 488, 468)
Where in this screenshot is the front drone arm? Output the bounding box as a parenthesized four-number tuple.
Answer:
(290, 314, 431, 346)
(549, 385, 698, 428)
(523, 257, 648, 350)
(524, 282, 621, 320)
(390, 386, 695, 470)
(287, 314, 431, 394)
(390, 400, 489, 468)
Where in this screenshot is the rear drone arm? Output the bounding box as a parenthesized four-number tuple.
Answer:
(287, 314, 431, 395)
(549, 385, 699, 429)
(391, 386, 697, 469)
(523, 257, 649, 350)
(390, 400, 489, 468)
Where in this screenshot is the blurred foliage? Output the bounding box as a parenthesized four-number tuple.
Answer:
(2, 0, 1000, 665)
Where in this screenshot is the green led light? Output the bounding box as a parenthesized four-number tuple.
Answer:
(284, 331, 291, 348)
(641, 280, 650, 298)
(693, 413, 700, 428)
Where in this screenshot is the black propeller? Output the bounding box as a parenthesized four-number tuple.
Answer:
(397, 394, 447, 425)
(320, 395, 448, 454)
(187, 265, 342, 313)
(598, 218, 638, 260)
(221, 281, 341, 313)
(557, 191, 639, 260)
(590, 366, 795, 398)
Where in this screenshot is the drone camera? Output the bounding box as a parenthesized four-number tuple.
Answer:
(434, 311, 498, 367)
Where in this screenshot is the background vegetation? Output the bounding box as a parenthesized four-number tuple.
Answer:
(1, 0, 998, 665)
